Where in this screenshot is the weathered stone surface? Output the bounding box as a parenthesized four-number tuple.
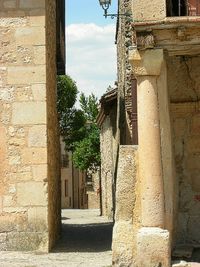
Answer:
(112, 146, 138, 267)
(112, 221, 135, 267)
(21, 148, 47, 164)
(15, 27, 45, 46)
(0, 0, 60, 253)
(132, 0, 166, 21)
(29, 10, 45, 26)
(115, 146, 138, 221)
(28, 125, 47, 147)
(0, 233, 7, 243)
(34, 46, 46, 65)
(32, 164, 47, 182)
(12, 102, 46, 125)
(174, 118, 187, 137)
(137, 227, 170, 267)
(8, 66, 46, 84)
(191, 114, 200, 135)
(186, 137, 200, 153)
(6, 232, 48, 252)
(28, 207, 47, 231)
(3, 195, 14, 207)
(100, 116, 114, 219)
(0, 213, 26, 233)
(3, 1, 17, 9)
(15, 86, 32, 102)
(130, 49, 164, 76)
(17, 182, 47, 206)
(0, 127, 7, 195)
(19, 0, 45, 9)
(32, 83, 46, 101)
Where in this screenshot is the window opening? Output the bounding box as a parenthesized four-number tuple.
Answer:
(167, 0, 200, 16)
(61, 153, 69, 168)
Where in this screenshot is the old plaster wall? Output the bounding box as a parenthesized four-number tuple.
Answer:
(168, 55, 200, 245)
(0, 0, 60, 251)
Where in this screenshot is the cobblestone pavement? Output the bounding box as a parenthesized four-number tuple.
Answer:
(0, 209, 113, 267)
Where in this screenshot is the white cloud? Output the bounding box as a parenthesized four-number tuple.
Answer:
(66, 23, 117, 101)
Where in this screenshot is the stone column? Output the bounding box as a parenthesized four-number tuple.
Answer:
(129, 49, 170, 267)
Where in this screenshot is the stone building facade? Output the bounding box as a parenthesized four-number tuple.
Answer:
(87, 170, 101, 210)
(60, 138, 98, 210)
(97, 89, 117, 220)
(111, 0, 200, 266)
(0, 0, 65, 252)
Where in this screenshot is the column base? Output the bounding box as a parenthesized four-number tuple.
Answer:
(137, 227, 171, 267)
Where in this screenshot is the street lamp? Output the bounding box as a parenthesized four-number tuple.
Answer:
(98, 0, 131, 19)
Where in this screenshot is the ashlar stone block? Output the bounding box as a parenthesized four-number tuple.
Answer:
(8, 66, 46, 84)
(15, 27, 45, 46)
(137, 227, 170, 267)
(17, 181, 47, 206)
(32, 83, 46, 101)
(3, 1, 17, 8)
(28, 125, 47, 147)
(21, 148, 47, 164)
(12, 102, 46, 125)
(19, 0, 45, 9)
(32, 164, 47, 182)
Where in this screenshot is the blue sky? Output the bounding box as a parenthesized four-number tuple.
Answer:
(66, 0, 118, 26)
(65, 0, 117, 100)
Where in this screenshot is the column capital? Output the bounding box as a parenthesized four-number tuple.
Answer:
(129, 48, 164, 77)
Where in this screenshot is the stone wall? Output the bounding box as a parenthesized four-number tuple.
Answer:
(116, 0, 134, 145)
(100, 116, 114, 219)
(132, 0, 166, 21)
(87, 171, 100, 210)
(0, 0, 60, 251)
(112, 146, 140, 266)
(46, 0, 61, 250)
(169, 55, 200, 246)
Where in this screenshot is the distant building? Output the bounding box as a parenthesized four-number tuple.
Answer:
(60, 138, 100, 210)
(60, 138, 88, 209)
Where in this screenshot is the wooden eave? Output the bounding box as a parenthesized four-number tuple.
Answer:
(56, 0, 66, 75)
(96, 89, 117, 127)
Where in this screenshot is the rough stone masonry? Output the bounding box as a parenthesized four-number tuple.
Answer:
(0, 0, 61, 252)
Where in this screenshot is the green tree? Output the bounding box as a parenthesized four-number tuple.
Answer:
(79, 93, 99, 122)
(72, 125, 100, 171)
(72, 93, 100, 172)
(57, 76, 100, 170)
(57, 75, 86, 150)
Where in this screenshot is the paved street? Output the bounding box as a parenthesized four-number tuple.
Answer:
(0, 209, 113, 267)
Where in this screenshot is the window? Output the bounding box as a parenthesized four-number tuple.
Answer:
(61, 153, 69, 168)
(64, 180, 68, 197)
(167, 0, 200, 16)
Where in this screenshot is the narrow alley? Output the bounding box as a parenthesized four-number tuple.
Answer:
(0, 210, 113, 267)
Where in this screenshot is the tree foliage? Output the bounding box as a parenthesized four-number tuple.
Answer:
(57, 75, 100, 171)
(72, 124, 100, 171)
(79, 93, 99, 122)
(73, 93, 100, 172)
(57, 75, 85, 150)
